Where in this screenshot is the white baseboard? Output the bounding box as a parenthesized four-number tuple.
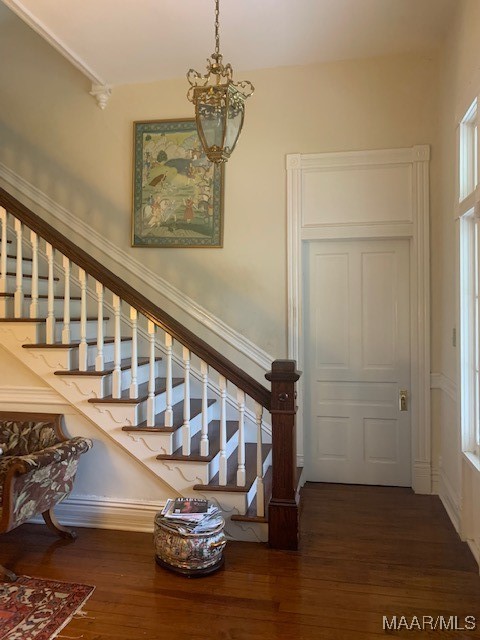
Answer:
(413, 461, 432, 494)
(466, 538, 480, 569)
(30, 495, 164, 533)
(438, 468, 461, 533)
(0, 160, 274, 372)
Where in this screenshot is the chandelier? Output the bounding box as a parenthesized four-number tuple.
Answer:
(187, 0, 254, 163)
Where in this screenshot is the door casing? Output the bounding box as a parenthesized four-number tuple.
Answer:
(286, 146, 431, 494)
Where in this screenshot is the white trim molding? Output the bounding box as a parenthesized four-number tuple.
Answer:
(0, 385, 65, 405)
(0, 161, 274, 373)
(287, 145, 431, 492)
(439, 467, 461, 533)
(2, 0, 111, 108)
(30, 495, 163, 533)
(430, 372, 458, 403)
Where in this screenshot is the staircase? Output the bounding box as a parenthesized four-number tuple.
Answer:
(0, 188, 301, 548)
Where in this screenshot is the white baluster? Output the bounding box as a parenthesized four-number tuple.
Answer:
(147, 321, 156, 426)
(112, 294, 122, 398)
(14, 219, 23, 318)
(78, 268, 88, 371)
(45, 243, 55, 342)
(29, 231, 39, 318)
(61, 256, 70, 343)
(255, 402, 265, 518)
(129, 307, 138, 398)
(200, 361, 209, 457)
(0, 208, 6, 294)
(236, 390, 246, 486)
(95, 282, 104, 371)
(164, 333, 173, 427)
(182, 347, 191, 455)
(219, 375, 228, 485)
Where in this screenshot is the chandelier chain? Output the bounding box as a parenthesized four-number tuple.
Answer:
(215, 0, 220, 55)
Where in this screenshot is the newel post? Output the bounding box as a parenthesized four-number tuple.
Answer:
(265, 359, 301, 550)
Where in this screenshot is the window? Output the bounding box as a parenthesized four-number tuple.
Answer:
(459, 98, 479, 456)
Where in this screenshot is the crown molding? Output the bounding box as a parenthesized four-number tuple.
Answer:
(2, 0, 111, 108)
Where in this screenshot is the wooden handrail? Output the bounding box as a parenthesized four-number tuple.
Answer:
(0, 188, 271, 410)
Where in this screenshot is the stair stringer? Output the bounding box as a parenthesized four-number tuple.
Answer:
(0, 321, 269, 541)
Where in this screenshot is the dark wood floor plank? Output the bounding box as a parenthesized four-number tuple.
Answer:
(1, 482, 479, 639)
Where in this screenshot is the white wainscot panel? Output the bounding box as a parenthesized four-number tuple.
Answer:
(361, 251, 396, 368)
(302, 164, 413, 227)
(364, 418, 398, 463)
(316, 417, 349, 460)
(313, 253, 349, 368)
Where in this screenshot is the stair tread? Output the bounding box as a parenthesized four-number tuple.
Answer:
(156, 420, 237, 462)
(122, 398, 216, 432)
(0, 293, 81, 300)
(89, 377, 183, 404)
(23, 337, 131, 349)
(0, 316, 108, 323)
(7, 254, 33, 262)
(5, 271, 59, 281)
(193, 443, 271, 493)
(55, 356, 160, 376)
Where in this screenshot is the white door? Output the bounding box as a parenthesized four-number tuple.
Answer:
(305, 238, 411, 486)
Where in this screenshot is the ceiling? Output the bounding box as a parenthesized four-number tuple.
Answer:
(1, 0, 457, 87)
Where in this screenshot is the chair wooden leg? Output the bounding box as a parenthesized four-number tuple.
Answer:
(42, 508, 77, 540)
(0, 564, 17, 582)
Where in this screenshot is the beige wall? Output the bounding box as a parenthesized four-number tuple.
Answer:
(0, 5, 440, 369)
(435, 0, 480, 565)
(0, 345, 47, 386)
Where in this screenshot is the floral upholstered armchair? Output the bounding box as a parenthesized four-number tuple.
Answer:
(0, 412, 92, 581)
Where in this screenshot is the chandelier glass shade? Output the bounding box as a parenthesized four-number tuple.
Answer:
(187, 0, 254, 163)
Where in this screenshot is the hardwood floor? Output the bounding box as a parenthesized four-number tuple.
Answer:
(1, 483, 480, 639)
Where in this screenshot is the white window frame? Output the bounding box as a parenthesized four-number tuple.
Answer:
(459, 98, 480, 458)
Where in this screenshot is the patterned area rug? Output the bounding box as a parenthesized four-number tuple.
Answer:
(0, 575, 94, 640)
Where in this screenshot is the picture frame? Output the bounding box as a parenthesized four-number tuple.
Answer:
(132, 119, 224, 248)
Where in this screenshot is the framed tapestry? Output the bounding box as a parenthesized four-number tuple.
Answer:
(132, 119, 224, 248)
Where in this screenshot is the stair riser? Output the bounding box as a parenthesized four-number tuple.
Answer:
(205, 430, 239, 482)
(224, 520, 268, 543)
(51, 320, 107, 343)
(6, 257, 44, 277)
(86, 340, 132, 368)
(100, 361, 159, 398)
(4, 275, 59, 296)
(20, 299, 82, 318)
(170, 403, 216, 453)
(135, 383, 185, 424)
(99, 382, 184, 426)
(195, 491, 250, 514)
(136, 410, 206, 456)
(60, 339, 133, 370)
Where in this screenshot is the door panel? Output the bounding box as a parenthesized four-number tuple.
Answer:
(305, 239, 411, 486)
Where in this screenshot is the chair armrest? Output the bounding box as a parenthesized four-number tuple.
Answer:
(0, 437, 92, 532)
(1, 437, 92, 475)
